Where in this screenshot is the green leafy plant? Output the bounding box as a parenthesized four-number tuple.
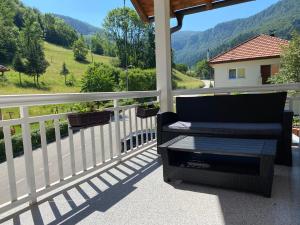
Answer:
(293, 116, 300, 127)
(139, 102, 159, 109)
(72, 102, 105, 113)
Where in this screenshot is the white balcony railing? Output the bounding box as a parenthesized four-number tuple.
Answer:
(0, 91, 160, 214)
(173, 83, 300, 114)
(0, 83, 300, 214)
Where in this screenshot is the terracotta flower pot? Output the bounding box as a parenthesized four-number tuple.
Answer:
(292, 127, 300, 137)
(68, 111, 111, 129)
(136, 105, 160, 118)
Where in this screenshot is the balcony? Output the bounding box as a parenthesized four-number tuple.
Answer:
(0, 84, 300, 225)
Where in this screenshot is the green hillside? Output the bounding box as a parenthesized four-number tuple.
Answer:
(173, 70, 204, 89)
(54, 14, 102, 35)
(0, 42, 203, 95)
(0, 42, 113, 95)
(172, 0, 300, 66)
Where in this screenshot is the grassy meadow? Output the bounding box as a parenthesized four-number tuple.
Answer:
(0, 42, 204, 121)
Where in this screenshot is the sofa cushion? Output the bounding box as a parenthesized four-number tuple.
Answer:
(176, 92, 287, 123)
(163, 121, 282, 136)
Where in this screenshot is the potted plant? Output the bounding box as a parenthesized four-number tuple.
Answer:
(68, 103, 111, 129)
(292, 116, 300, 137)
(136, 103, 160, 118)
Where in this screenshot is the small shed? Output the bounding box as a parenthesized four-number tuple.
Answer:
(0, 65, 10, 73)
(0, 65, 10, 79)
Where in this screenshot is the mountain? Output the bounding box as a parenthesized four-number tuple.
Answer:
(54, 14, 102, 35)
(172, 0, 300, 66)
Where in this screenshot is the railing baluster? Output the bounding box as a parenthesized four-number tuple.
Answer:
(140, 118, 144, 146)
(108, 118, 113, 160)
(80, 129, 87, 171)
(128, 108, 133, 151)
(150, 116, 153, 141)
(68, 124, 76, 176)
(20, 106, 37, 204)
(145, 117, 149, 143)
(100, 125, 105, 163)
(54, 119, 64, 180)
(289, 97, 294, 111)
(90, 127, 96, 167)
(39, 121, 50, 187)
(122, 110, 127, 153)
(114, 100, 121, 157)
(154, 116, 157, 140)
(3, 126, 17, 202)
(135, 107, 139, 148)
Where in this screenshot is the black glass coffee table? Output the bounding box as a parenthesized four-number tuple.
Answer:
(158, 136, 277, 197)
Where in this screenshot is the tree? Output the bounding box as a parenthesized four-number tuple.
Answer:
(12, 53, 25, 85)
(43, 14, 78, 48)
(91, 34, 104, 55)
(73, 36, 88, 62)
(196, 60, 211, 79)
(270, 31, 300, 84)
(60, 62, 69, 85)
(175, 64, 188, 74)
(119, 68, 156, 91)
(0, 0, 19, 64)
(81, 63, 119, 92)
(103, 7, 155, 69)
(20, 12, 49, 86)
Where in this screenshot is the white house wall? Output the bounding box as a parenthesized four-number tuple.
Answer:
(213, 58, 281, 88)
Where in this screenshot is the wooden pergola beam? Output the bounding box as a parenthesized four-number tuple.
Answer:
(175, 0, 254, 18)
(132, 0, 255, 23)
(131, 0, 150, 22)
(205, 0, 213, 10)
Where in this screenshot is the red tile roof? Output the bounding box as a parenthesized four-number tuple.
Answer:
(209, 34, 289, 64)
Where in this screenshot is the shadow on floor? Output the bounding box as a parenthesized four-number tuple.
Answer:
(0, 148, 161, 225)
(169, 146, 300, 225)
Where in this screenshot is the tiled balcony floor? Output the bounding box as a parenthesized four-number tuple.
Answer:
(0, 146, 300, 225)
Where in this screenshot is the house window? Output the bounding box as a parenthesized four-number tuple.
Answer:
(229, 69, 236, 79)
(237, 68, 246, 78)
(229, 68, 246, 79)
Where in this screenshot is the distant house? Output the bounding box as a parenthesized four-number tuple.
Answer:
(209, 35, 289, 88)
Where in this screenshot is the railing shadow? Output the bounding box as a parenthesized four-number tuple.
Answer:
(0, 148, 161, 225)
(168, 146, 300, 225)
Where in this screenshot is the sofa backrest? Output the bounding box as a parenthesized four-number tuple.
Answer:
(176, 92, 287, 123)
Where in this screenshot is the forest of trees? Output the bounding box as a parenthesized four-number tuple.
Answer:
(172, 0, 300, 66)
(0, 0, 158, 91)
(0, 0, 79, 65)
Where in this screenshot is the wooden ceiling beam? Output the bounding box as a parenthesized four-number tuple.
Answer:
(132, 0, 255, 23)
(175, 0, 254, 17)
(204, 0, 213, 10)
(131, 0, 150, 22)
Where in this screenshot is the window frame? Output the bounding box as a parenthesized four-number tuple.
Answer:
(228, 67, 246, 80)
(228, 68, 237, 79)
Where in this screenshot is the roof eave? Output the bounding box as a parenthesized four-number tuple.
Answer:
(209, 55, 281, 65)
(132, 0, 255, 23)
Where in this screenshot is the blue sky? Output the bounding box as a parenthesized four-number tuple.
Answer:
(21, 0, 280, 31)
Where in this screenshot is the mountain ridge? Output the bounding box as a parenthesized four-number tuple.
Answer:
(172, 0, 300, 66)
(54, 14, 102, 35)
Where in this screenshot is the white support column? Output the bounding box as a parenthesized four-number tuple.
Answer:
(154, 0, 173, 112)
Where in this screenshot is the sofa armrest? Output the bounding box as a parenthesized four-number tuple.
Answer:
(280, 110, 294, 166)
(157, 112, 179, 132)
(283, 110, 294, 129)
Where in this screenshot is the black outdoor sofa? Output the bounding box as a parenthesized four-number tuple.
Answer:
(157, 92, 294, 166)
